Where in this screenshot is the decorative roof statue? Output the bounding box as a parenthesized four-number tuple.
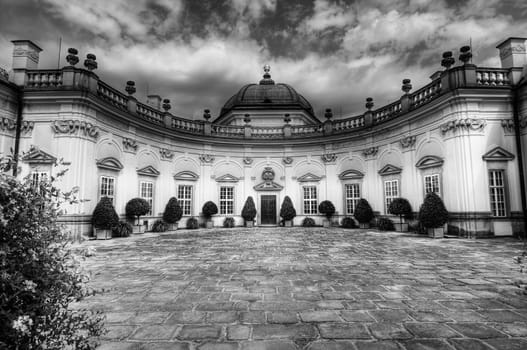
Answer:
(259, 64, 275, 85)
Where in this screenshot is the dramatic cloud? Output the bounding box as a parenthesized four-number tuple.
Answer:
(0, 0, 526, 119)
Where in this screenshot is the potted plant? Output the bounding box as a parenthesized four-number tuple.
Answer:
(125, 197, 150, 233)
(163, 197, 183, 230)
(279, 196, 296, 227)
(92, 197, 119, 239)
(419, 192, 449, 238)
(354, 198, 374, 229)
(341, 217, 357, 229)
(318, 200, 336, 228)
(241, 196, 257, 227)
(202, 201, 218, 228)
(388, 197, 412, 232)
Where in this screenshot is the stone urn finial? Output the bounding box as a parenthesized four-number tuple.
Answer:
(203, 109, 211, 121)
(162, 99, 171, 112)
(441, 51, 455, 69)
(125, 81, 136, 95)
(402, 79, 412, 94)
(365, 97, 374, 111)
(284, 113, 291, 124)
(324, 108, 333, 120)
(66, 48, 79, 66)
(243, 113, 251, 124)
(84, 53, 98, 71)
(459, 45, 472, 64)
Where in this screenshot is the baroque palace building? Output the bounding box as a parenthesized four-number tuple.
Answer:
(1, 38, 527, 239)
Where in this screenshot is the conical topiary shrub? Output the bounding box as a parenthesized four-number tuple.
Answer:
(279, 196, 296, 226)
(419, 192, 448, 238)
(354, 198, 374, 228)
(241, 196, 257, 227)
(92, 197, 119, 239)
(163, 197, 183, 229)
(388, 197, 412, 231)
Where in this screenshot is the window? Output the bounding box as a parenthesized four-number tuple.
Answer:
(220, 186, 234, 215)
(100, 176, 115, 204)
(178, 185, 193, 216)
(424, 174, 440, 195)
(384, 180, 399, 213)
(345, 184, 360, 215)
(489, 170, 506, 217)
(303, 186, 318, 214)
(31, 171, 49, 187)
(140, 181, 154, 216)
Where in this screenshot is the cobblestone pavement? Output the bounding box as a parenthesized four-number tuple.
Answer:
(76, 228, 527, 350)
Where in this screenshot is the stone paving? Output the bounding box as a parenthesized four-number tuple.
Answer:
(75, 228, 527, 350)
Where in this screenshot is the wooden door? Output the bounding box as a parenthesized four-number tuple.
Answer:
(260, 195, 277, 225)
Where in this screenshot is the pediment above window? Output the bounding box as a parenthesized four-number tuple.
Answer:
(378, 164, 402, 176)
(482, 146, 515, 161)
(22, 146, 56, 164)
(137, 165, 160, 177)
(253, 181, 284, 191)
(174, 170, 199, 181)
(416, 155, 444, 169)
(96, 157, 123, 171)
(339, 169, 364, 180)
(297, 173, 323, 182)
(215, 173, 240, 183)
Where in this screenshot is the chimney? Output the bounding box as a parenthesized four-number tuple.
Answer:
(496, 37, 527, 69)
(147, 94, 162, 109)
(10, 40, 42, 85)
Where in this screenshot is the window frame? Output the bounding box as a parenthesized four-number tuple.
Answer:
(139, 180, 154, 216)
(488, 169, 507, 217)
(424, 173, 441, 196)
(99, 175, 116, 205)
(344, 183, 361, 215)
(303, 185, 318, 215)
(178, 184, 193, 216)
(219, 186, 235, 215)
(384, 179, 399, 214)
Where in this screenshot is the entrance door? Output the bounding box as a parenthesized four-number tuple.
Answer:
(260, 195, 277, 225)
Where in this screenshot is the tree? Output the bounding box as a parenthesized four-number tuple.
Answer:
(279, 196, 297, 221)
(318, 200, 336, 219)
(91, 197, 119, 230)
(419, 192, 449, 228)
(388, 197, 412, 224)
(202, 201, 218, 219)
(125, 197, 150, 225)
(354, 198, 374, 223)
(163, 197, 183, 224)
(241, 196, 257, 222)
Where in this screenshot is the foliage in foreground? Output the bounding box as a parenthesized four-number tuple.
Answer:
(302, 217, 316, 227)
(241, 196, 257, 222)
(341, 217, 357, 229)
(354, 198, 374, 223)
(223, 217, 235, 228)
(418, 192, 448, 228)
(279, 196, 297, 221)
(378, 217, 395, 231)
(163, 197, 182, 224)
(151, 219, 168, 232)
(0, 156, 104, 349)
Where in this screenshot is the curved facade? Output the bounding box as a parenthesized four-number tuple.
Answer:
(1, 38, 527, 239)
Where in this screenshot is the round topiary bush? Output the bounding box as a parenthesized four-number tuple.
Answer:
(241, 196, 257, 222)
(125, 197, 150, 224)
(341, 217, 357, 229)
(163, 197, 182, 224)
(354, 198, 374, 223)
(151, 219, 168, 232)
(318, 200, 336, 219)
(202, 201, 218, 219)
(223, 217, 235, 228)
(388, 197, 412, 223)
(302, 217, 316, 227)
(419, 192, 449, 228)
(91, 196, 119, 230)
(112, 221, 132, 238)
(378, 217, 395, 231)
(279, 196, 296, 221)
(186, 217, 199, 229)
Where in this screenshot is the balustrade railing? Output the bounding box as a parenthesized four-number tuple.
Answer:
(136, 103, 164, 125)
(97, 81, 128, 111)
(291, 124, 323, 136)
(211, 124, 245, 137)
(409, 79, 441, 109)
(476, 68, 511, 86)
(170, 116, 203, 133)
(333, 115, 365, 131)
(252, 126, 284, 138)
(373, 101, 402, 124)
(26, 70, 63, 88)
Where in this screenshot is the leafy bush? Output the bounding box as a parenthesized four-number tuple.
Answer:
(279, 196, 296, 221)
(202, 201, 218, 219)
(241, 196, 257, 222)
(186, 217, 199, 229)
(341, 217, 357, 229)
(418, 192, 448, 228)
(318, 200, 336, 219)
(151, 219, 168, 232)
(354, 198, 374, 223)
(378, 217, 395, 231)
(388, 198, 412, 223)
(91, 197, 119, 230)
(223, 217, 235, 228)
(112, 221, 132, 238)
(0, 156, 104, 349)
(125, 197, 150, 224)
(163, 197, 182, 224)
(302, 217, 316, 227)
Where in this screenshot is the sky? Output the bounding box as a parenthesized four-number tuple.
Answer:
(1, 0, 526, 120)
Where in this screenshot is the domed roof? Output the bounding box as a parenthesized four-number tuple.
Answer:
(217, 66, 315, 119)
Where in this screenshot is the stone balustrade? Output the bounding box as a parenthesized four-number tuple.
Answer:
(252, 126, 284, 138)
(333, 115, 365, 131)
(476, 68, 511, 86)
(26, 70, 63, 88)
(409, 78, 442, 109)
(170, 116, 203, 133)
(97, 81, 128, 111)
(136, 103, 164, 125)
(211, 125, 245, 137)
(373, 101, 402, 124)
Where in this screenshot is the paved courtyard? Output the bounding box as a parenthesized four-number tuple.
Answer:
(76, 228, 527, 350)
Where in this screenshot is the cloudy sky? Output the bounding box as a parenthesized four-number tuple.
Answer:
(1, 0, 526, 120)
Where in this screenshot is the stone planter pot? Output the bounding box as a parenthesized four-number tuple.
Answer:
(167, 223, 178, 231)
(359, 223, 370, 229)
(206, 220, 213, 229)
(94, 228, 112, 240)
(428, 226, 444, 238)
(132, 225, 144, 234)
(246, 221, 254, 228)
(323, 220, 331, 228)
(394, 222, 409, 232)
(284, 220, 293, 227)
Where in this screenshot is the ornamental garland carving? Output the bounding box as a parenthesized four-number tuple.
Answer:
(282, 156, 293, 165)
(21, 121, 34, 134)
(440, 118, 486, 135)
(159, 148, 174, 160)
(122, 137, 138, 152)
(243, 157, 253, 165)
(321, 153, 337, 163)
(499, 44, 526, 59)
(51, 120, 99, 139)
(199, 154, 215, 164)
(0, 117, 16, 131)
(400, 136, 416, 148)
(362, 147, 378, 158)
(501, 118, 527, 132)
(13, 48, 39, 62)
